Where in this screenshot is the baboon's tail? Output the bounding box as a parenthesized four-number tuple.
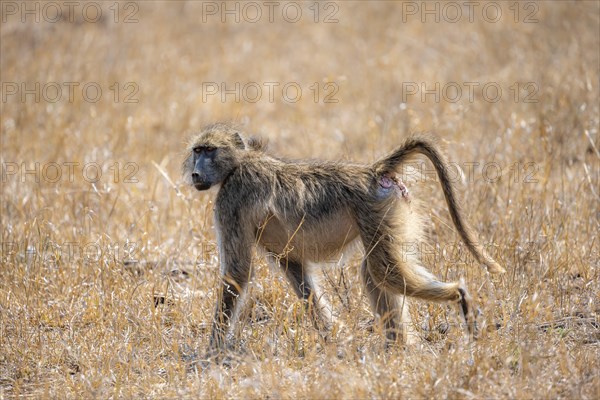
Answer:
(373, 134, 506, 274)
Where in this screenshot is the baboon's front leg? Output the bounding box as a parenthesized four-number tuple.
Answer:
(207, 232, 253, 356)
(280, 258, 332, 334)
(208, 277, 245, 353)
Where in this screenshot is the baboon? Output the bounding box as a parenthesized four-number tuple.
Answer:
(183, 123, 505, 356)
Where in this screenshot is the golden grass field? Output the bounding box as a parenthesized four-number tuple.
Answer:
(1, 1, 599, 398)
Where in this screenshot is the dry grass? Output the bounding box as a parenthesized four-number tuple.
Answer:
(1, 1, 599, 398)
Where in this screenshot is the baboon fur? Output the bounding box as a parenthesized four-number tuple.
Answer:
(183, 123, 505, 355)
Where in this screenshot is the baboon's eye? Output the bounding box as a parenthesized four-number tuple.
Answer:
(193, 146, 216, 154)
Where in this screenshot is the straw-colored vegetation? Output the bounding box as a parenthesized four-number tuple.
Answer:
(1, 1, 598, 398)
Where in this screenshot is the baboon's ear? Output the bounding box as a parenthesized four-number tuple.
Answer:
(247, 137, 267, 151)
(232, 132, 245, 149)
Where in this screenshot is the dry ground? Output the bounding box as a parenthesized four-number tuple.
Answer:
(1, 1, 599, 398)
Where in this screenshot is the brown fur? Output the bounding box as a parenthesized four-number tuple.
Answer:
(183, 123, 505, 355)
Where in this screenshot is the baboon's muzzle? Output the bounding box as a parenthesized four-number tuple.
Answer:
(192, 173, 211, 191)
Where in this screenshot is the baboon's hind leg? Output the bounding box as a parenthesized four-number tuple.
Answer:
(359, 222, 475, 336)
(360, 260, 416, 346)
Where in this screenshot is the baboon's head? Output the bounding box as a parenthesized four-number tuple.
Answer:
(183, 123, 245, 191)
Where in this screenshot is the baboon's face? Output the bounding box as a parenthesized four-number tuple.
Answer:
(189, 144, 221, 190)
(184, 126, 244, 191)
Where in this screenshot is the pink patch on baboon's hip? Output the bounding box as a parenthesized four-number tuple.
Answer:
(379, 176, 394, 189)
(379, 174, 410, 202)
